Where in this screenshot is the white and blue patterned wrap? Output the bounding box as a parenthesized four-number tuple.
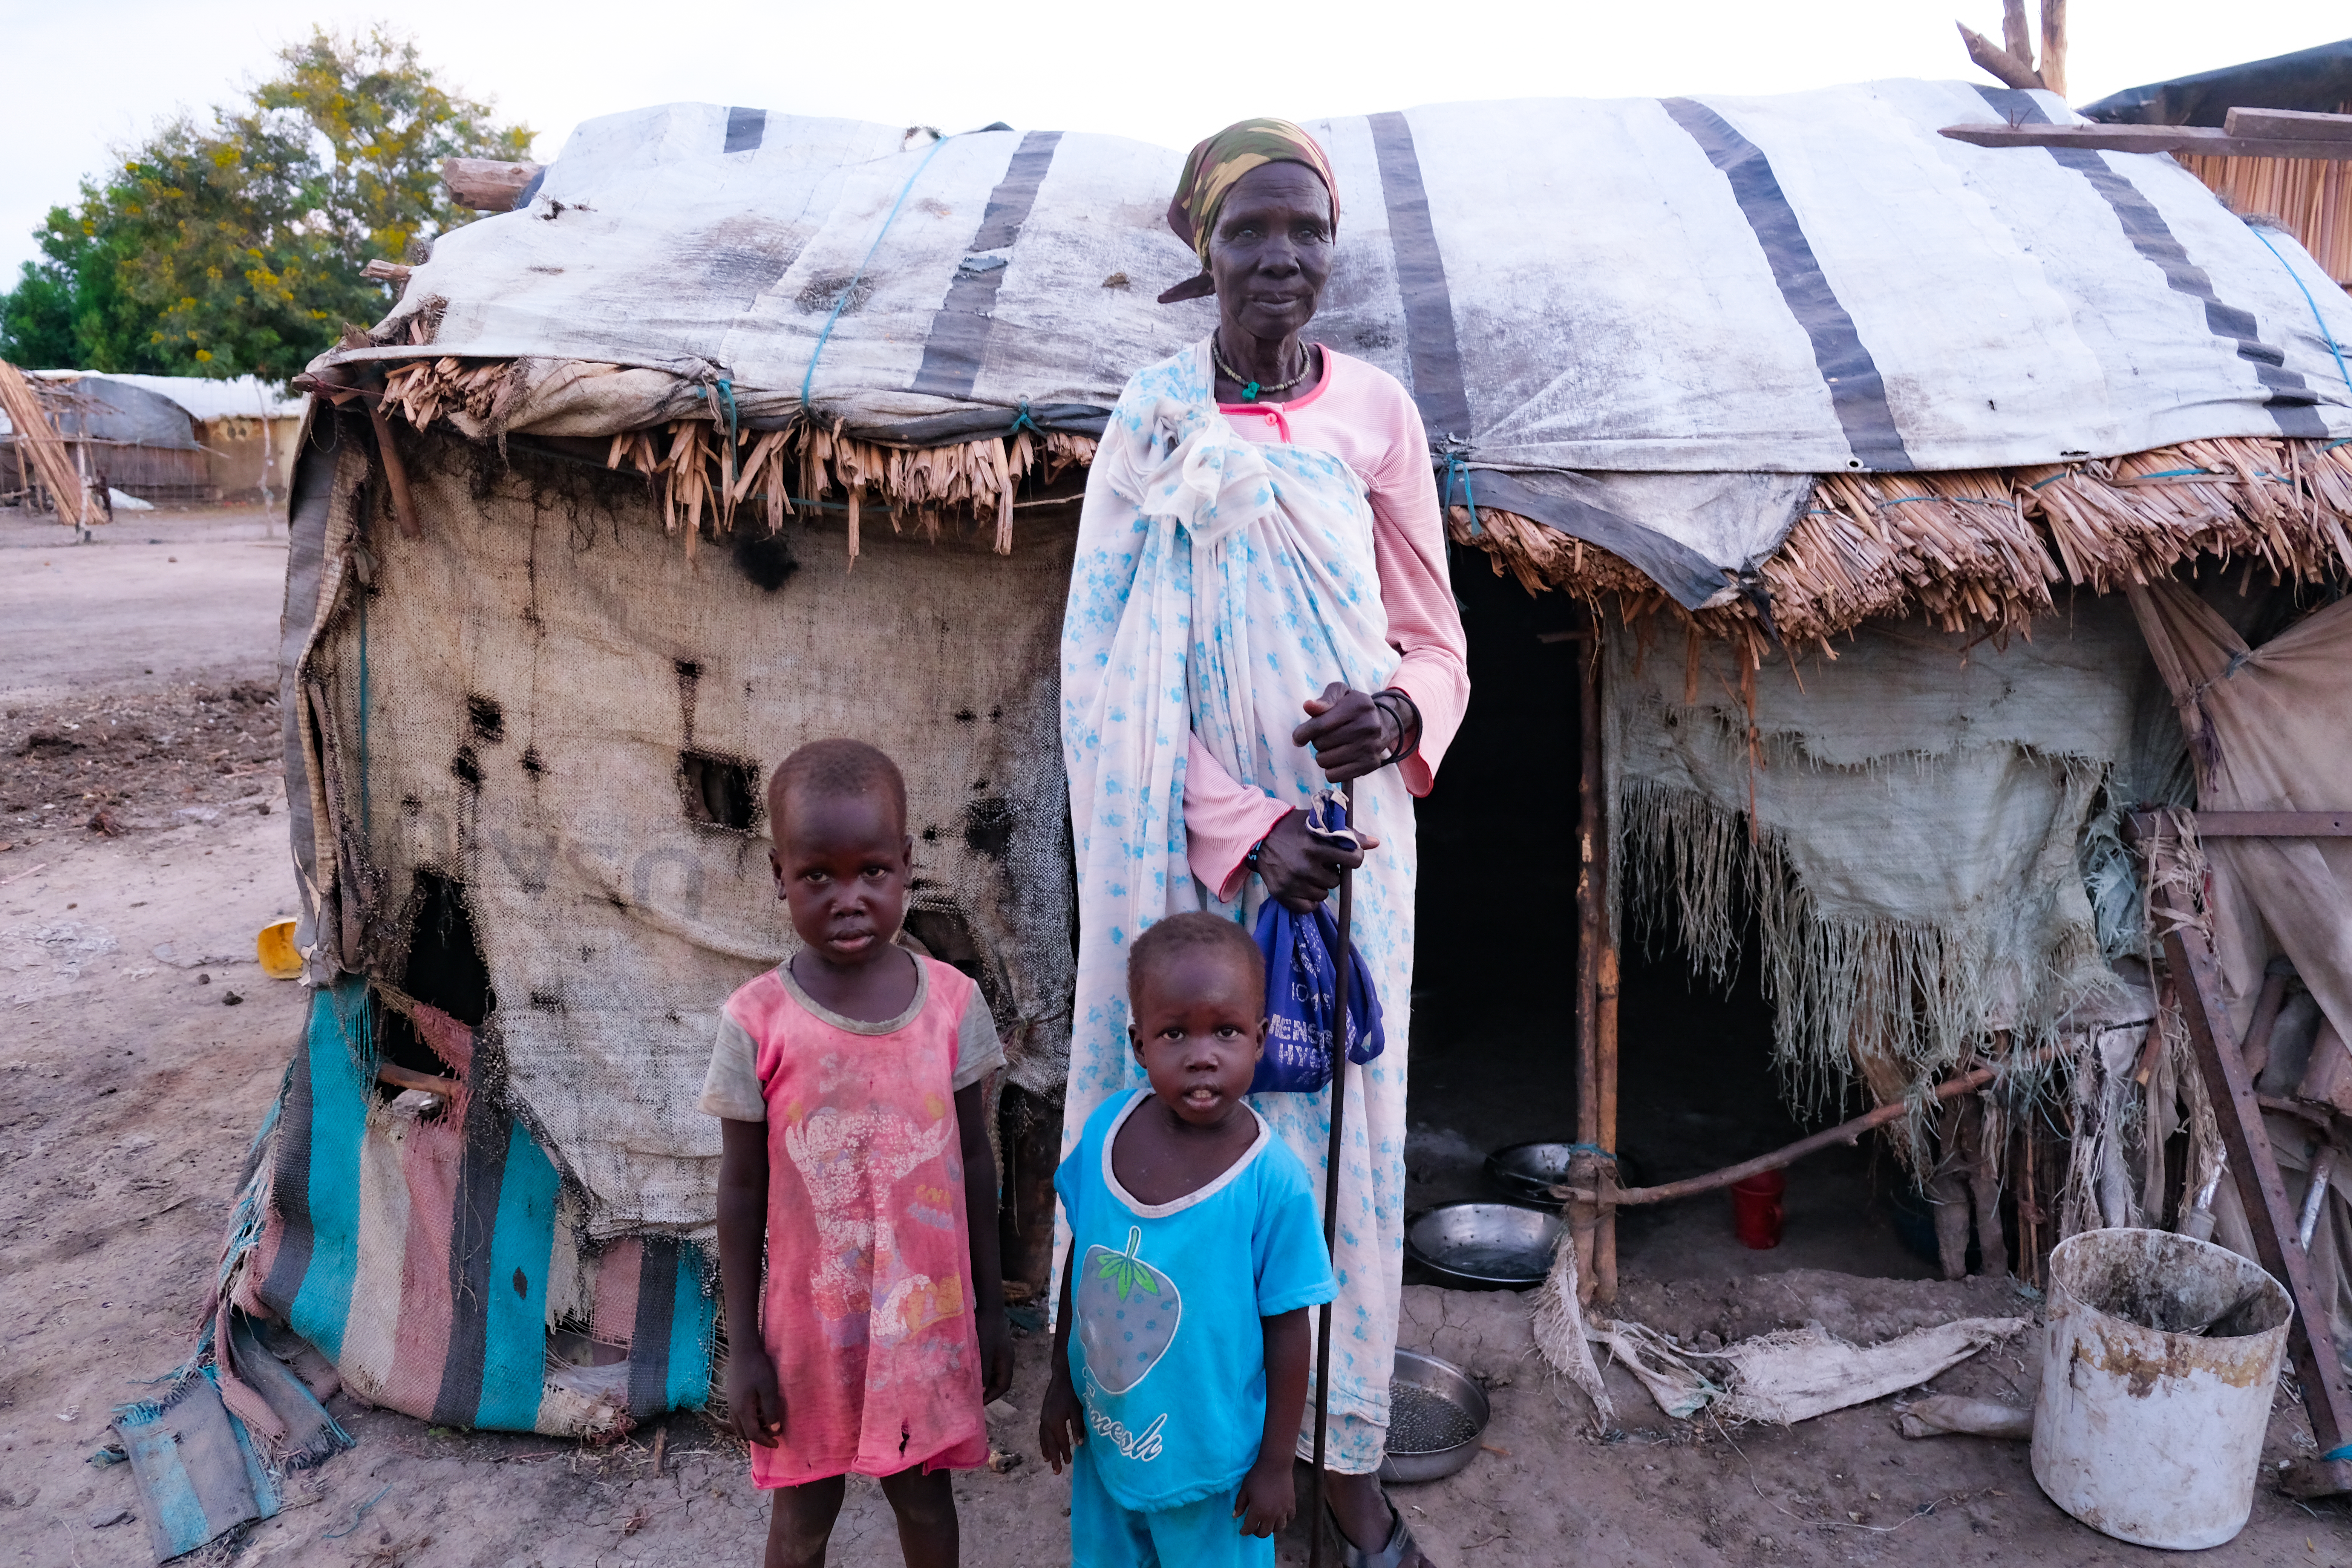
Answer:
(1058, 339, 1416, 1470)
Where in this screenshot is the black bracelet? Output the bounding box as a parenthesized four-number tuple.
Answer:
(1373, 689, 1421, 766)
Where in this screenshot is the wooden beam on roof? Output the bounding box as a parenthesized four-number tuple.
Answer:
(442, 158, 542, 212)
(2224, 107, 2352, 143)
(1940, 122, 2352, 161)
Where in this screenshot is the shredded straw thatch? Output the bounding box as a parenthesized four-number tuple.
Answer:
(371, 356, 2350, 618)
(376, 357, 1094, 564)
(1452, 435, 2352, 658)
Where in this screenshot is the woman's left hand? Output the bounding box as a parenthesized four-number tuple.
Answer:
(1292, 681, 1398, 781)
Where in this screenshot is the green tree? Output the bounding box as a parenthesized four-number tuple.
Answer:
(0, 28, 529, 379)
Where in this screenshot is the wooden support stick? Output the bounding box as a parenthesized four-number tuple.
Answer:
(1955, 22, 2045, 92)
(2138, 815, 2352, 1496)
(2240, 967, 2292, 1081)
(366, 399, 422, 539)
(2037, 0, 2067, 99)
(376, 1063, 460, 1097)
(1942, 123, 2352, 161)
(1593, 628, 1620, 1307)
(1570, 620, 1604, 1306)
(1552, 1048, 2061, 1209)
(2000, 0, 2033, 72)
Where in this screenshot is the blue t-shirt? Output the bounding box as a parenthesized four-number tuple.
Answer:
(1055, 1089, 1336, 1512)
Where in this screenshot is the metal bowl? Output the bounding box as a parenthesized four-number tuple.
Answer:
(1484, 1141, 1579, 1204)
(1376, 1348, 1493, 1484)
(1405, 1202, 1563, 1290)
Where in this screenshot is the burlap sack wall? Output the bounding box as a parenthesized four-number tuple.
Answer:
(300, 432, 1077, 1240)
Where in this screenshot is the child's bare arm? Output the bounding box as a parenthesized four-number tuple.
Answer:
(1038, 1246, 1085, 1472)
(716, 1116, 783, 1447)
(955, 1078, 1014, 1403)
(1236, 1307, 1312, 1535)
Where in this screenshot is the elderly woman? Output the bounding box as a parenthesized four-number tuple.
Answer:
(1059, 119, 1468, 1567)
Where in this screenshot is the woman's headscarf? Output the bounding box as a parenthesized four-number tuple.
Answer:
(1158, 118, 1338, 304)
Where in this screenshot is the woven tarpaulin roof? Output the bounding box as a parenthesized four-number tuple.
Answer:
(327, 80, 2352, 609)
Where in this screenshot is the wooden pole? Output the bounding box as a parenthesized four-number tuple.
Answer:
(1551, 1050, 2059, 1209)
(2037, 0, 2068, 99)
(1955, 22, 2045, 92)
(2000, 0, 2033, 72)
(1570, 621, 1604, 1305)
(365, 398, 422, 539)
(1593, 627, 1620, 1306)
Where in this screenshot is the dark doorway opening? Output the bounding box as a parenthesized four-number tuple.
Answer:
(1406, 548, 1931, 1282)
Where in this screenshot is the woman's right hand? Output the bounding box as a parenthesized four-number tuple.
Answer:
(725, 1346, 785, 1448)
(1253, 808, 1380, 913)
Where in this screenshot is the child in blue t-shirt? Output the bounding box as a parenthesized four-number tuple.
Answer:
(1040, 911, 1336, 1568)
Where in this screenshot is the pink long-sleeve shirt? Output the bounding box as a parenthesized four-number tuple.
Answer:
(1184, 346, 1471, 900)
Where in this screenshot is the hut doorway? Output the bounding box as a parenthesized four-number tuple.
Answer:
(1405, 547, 1934, 1289)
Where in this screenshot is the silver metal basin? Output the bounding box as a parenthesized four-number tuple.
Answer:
(1404, 1202, 1562, 1290)
(1375, 1348, 1493, 1484)
(1484, 1141, 1579, 1205)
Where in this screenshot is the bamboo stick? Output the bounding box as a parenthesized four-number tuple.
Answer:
(0, 361, 89, 526)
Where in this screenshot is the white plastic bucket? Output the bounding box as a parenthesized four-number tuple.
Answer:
(2032, 1228, 2291, 1550)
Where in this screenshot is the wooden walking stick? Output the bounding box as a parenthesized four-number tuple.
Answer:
(1308, 778, 1355, 1568)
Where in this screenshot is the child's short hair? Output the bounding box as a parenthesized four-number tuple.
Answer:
(769, 738, 908, 831)
(1127, 910, 1265, 1000)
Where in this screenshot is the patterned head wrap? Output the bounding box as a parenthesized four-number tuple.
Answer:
(1158, 118, 1338, 304)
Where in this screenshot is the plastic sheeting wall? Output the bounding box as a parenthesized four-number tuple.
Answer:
(1607, 597, 2191, 1109)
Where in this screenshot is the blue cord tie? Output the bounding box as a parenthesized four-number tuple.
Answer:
(714, 378, 739, 449)
(2248, 223, 2352, 403)
(1440, 449, 1480, 535)
(1006, 399, 1042, 438)
(801, 133, 956, 411)
(2321, 1442, 2352, 1462)
(1562, 1142, 1615, 1163)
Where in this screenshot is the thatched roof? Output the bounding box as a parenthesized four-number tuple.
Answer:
(1453, 434, 2352, 662)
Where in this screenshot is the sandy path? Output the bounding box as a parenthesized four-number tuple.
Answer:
(0, 509, 286, 704)
(2, 505, 2343, 1566)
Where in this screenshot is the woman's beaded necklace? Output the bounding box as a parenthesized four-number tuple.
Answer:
(1213, 334, 1316, 403)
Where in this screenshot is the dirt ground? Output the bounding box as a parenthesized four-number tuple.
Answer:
(4, 506, 2349, 1566)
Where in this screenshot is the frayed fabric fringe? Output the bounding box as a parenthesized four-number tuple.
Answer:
(1619, 777, 2099, 1142)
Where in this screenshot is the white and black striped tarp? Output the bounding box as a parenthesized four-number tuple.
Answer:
(355, 80, 2352, 607)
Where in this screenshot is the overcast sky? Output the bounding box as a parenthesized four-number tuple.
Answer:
(2, 2, 2345, 281)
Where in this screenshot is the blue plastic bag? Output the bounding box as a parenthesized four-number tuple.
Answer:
(1249, 899, 1385, 1096)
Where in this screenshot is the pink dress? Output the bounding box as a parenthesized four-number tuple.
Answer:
(703, 956, 1000, 1486)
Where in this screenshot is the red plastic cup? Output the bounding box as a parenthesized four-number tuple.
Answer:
(1731, 1170, 1787, 1249)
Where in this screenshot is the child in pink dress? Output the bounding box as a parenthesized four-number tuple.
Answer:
(701, 738, 1013, 1568)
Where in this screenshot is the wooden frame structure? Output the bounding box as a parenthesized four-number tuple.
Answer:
(2133, 809, 2352, 1501)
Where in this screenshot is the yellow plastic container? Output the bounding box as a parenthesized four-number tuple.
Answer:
(256, 918, 303, 980)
